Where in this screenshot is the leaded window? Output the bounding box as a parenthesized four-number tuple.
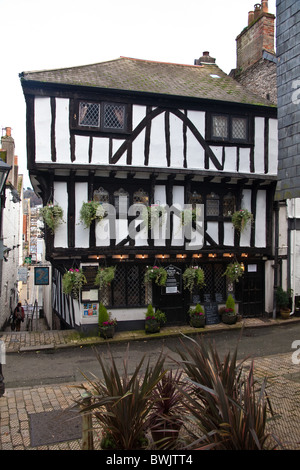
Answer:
(75, 100, 130, 133)
(223, 192, 236, 216)
(103, 103, 126, 130)
(94, 187, 109, 204)
(210, 114, 249, 143)
(206, 192, 219, 216)
(79, 102, 100, 127)
(102, 265, 152, 307)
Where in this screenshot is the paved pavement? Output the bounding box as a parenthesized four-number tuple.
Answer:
(1, 316, 300, 450)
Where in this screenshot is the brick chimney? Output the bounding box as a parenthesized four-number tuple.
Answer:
(194, 51, 216, 66)
(236, 1, 275, 72)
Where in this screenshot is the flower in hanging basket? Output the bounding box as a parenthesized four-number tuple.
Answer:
(183, 266, 205, 293)
(62, 268, 87, 299)
(40, 203, 64, 234)
(79, 200, 107, 228)
(223, 262, 244, 283)
(231, 209, 253, 233)
(180, 208, 200, 226)
(144, 266, 167, 286)
(144, 205, 166, 229)
(95, 266, 116, 290)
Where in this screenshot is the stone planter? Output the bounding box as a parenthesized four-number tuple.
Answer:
(145, 319, 160, 334)
(221, 313, 237, 325)
(189, 316, 205, 328)
(99, 326, 115, 339)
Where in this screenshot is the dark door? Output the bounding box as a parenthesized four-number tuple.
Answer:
(236, 262, 264, 317)
(153, 265, 188, 324)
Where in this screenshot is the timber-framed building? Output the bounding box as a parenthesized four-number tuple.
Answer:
(20, 51, 277, 331)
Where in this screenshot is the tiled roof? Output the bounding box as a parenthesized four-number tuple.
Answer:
(20, 56, 274, 106)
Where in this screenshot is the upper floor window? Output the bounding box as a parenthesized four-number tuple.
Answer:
(73, 100, 130, 134)
(210, 114, 249, 143)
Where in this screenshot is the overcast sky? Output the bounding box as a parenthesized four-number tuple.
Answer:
(0, 0, 276, 188)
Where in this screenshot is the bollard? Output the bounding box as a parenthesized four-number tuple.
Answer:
(80, 391, 94, 450)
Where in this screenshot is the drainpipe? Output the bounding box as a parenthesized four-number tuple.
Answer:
(273, 201, 279, 319)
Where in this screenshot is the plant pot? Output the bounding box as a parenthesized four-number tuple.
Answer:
(99, 326, 115, 338)
(189, 316, 205, 328)
(221, 313, 237, 325)
(280, 308, 291, 320)
(145, 319, 160, 334)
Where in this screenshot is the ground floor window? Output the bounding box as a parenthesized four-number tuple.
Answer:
(101, 264, 152, 308)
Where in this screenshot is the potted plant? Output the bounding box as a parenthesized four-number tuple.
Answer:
(144, 266, 167, 286)
(149, 369, 188, 449)
(155, 309, 167, 328)
(98, 303, 117, 338)
(276, 287, 292, 319)
(231, 209, 253, 233)
(188, 303, 205, 328)
(223, 261, 244, 283)
(221, 294, 237, 324)
(74, 348, 165, 450)
(145, 304, 161, 334)
(62, 268, 87, 299)
(94, 266, 116, 290)
(79, 200, 107, 228)
(183, 266, 205, 293)
(40, 202, 64, 234)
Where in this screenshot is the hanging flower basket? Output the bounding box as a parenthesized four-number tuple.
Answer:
(144, 266, 167, 286)
(183, 266, 205, 293)
(223, 262, 244, 283)
(180, 208, 200, 226)
(40, 203, 64, 234)
(94, 266, 116, 290)
(62, 268, 87, 299)
(143, 205, 166, 229)
(231, 209, 253, 233)
(79, 201, 107, 228)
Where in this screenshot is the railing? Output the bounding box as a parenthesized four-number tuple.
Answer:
(25, 300, 39, 332)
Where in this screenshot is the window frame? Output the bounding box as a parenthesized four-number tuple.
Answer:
(71, 99, 132, 135)
(208, 113, 250, 144)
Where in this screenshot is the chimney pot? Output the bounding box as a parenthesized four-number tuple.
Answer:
(254, 3, 262, 20)
(248, 11, 254, 24)
(262, 0, 268, 13)
(6, 127, 11, 137)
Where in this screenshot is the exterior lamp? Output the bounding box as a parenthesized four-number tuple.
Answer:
(0, 159, 11, 397)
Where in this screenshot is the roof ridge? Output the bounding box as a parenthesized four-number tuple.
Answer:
(119, 56, 205, 69)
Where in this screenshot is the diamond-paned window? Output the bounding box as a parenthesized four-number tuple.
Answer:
(212, 115, 228, 139)
(79, 102, 100, 127)
(206, 192, 220, 216)
(210, 114, 249, 143)
(104, 104, 125, 130)
(232, 117, 247, 140)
